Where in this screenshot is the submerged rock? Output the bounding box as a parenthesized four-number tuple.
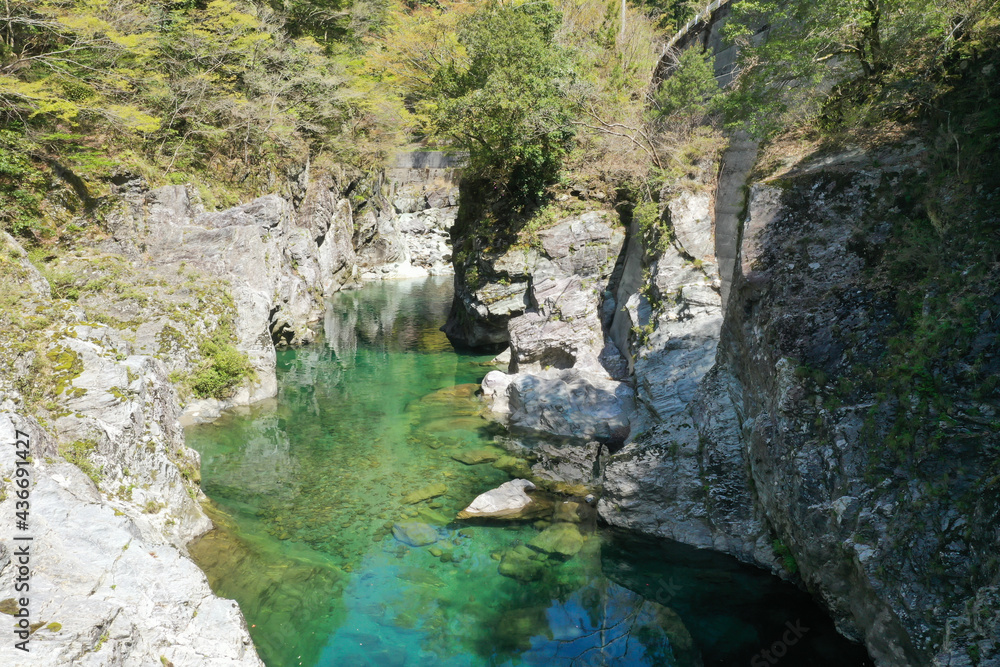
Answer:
(450, 448, 502, 465)
(392, 522, 439, 547)
(396, 567, 446, 588)
(553, 502, 582, 524)
(457, 479, 536, 519)
(402, 483, 448, 504)
(416, 507, 452, 526)
(528, 523, 584, 559)
(492, 455, 534, 478)
(498, 545, 548, 583)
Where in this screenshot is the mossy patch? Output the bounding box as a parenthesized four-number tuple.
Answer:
(45, 345, 84, 396)
(59, 438, 102, 486)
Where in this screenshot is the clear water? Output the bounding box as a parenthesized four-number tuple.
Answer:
(185, 277, 873, 667)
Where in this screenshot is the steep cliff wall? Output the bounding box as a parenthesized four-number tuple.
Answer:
(454, 87, 999, 667)
(600, 140, 1000, 665)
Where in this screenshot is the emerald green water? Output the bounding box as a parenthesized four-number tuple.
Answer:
(186, 277, 873, 667)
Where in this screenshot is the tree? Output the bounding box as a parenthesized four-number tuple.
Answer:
(650, 46, 720, 122)
(430, 0, 576, 206)
(720, 0, 986, 138)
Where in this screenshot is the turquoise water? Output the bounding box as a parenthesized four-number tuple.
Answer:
(185, 277, 873, 667)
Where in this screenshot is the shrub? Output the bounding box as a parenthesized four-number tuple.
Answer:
(772, 538, 799, 574)
(634, 200, 672, 255)
(189, 335, 256, 399)
(59, 439, 102, 485)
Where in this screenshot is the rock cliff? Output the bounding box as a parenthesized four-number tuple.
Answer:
(603, 143, 1000, 666)
(0, 158, 458, 665)
(461, 134, 1000, 665)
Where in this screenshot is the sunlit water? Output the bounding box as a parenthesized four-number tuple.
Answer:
(186, 277, 873, 667)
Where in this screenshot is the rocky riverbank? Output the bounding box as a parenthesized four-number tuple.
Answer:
(0, 156, 458, 665)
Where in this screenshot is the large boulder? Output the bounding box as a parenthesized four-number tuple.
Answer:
(445, 210, 624, 348)
(488, 369, 634, 444)
(498, 545, 548, 583)
(457, 479, 536, 519)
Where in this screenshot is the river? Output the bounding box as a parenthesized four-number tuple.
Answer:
(185, 276, 873, 667)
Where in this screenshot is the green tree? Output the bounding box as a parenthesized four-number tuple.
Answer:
(650, 47, 720, 121)
(721, 0, 993, 138)
(431, 1, 575, 206)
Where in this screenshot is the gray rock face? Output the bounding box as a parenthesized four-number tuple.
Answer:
(601, 144, 1000, 666)
(502, 369, 635, 443)
(445, 210, 625, 348)
(358, 162, 458, 281)
(0, 417, 261, 667)
(600, 367, 769, 562)
(102, 162, 456, 423)
(474, 212, 635, 445)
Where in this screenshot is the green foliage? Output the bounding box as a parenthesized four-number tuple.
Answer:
(634, 0, 701, 32)
(189, 330, 256, 399)
(722, 0, 999, 138)
(0, 0, 409, 214)
(772, 538, 799, 574)
(0, 130, 46, 237)
(431, 1, 575, 207)
(269, 0, 349, 43)
(633, 200, 672, 255)
(512, 203, 564, 249)
(60, 439, 103, 485)
(650, 48, 720, 121)
(371, 0, 660, 206)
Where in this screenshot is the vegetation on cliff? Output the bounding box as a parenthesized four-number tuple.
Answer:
(725, 0, 1000, 138)
(0, 0, 408, 243)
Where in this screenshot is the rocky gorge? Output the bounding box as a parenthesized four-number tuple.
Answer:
(0, 154, 460, 665)
(0, 0, 997, 663)
(1, 126, 995, 667)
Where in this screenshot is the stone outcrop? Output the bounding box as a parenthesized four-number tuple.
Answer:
(457, 478, 537, 519)
(484, 369, 634, 443)
(473, 212, 635, 444)
(608, 163, 724, 433)
(0, 407, 260, 667)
